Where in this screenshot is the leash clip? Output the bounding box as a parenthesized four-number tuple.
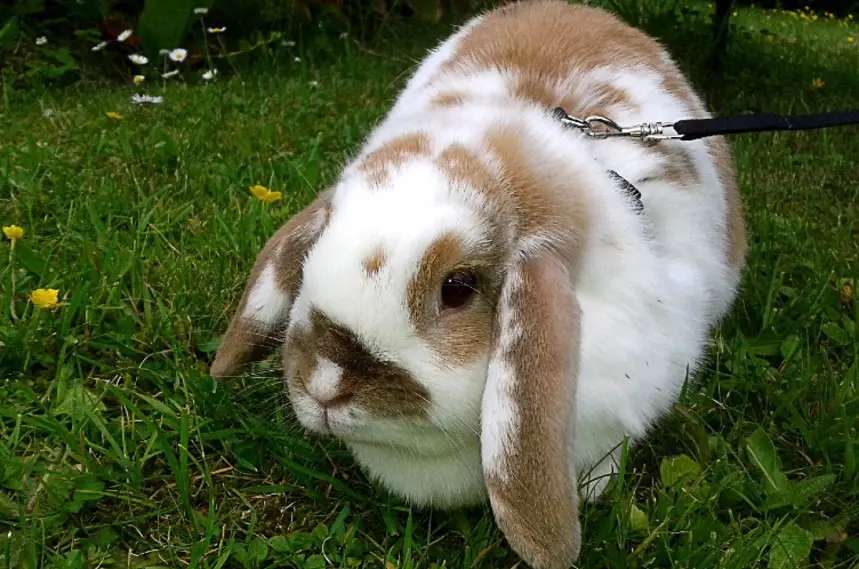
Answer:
(553, 108, 682, 141)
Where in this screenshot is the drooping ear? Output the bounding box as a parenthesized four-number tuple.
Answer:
(481, 249, 582, 569)
(210, 190, 333, 380)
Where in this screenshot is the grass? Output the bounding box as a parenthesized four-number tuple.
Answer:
(1, 1, 858, 568)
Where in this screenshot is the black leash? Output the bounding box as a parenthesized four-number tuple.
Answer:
(553, 107, 859, 219)
(672, 109, 859, 141)
(553, 107, 859, 141)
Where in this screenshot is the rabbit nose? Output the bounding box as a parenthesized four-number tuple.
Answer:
(312, 392, 352, 409)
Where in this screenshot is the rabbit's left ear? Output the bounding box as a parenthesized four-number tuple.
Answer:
(481, 249, 582, 569)
(210, 189, 333, 380)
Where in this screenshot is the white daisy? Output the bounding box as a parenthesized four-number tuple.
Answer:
(193, 7, 209, 15)
(309, 80, 319, 88)
(92, 41, 108, 51)
(36, 36, 47, 46)
(161, 70, 179, 78)
(133, 75, 145, 86)
(117, 29, 133, 42)
(293, 56, 301, 62)
(202, 68, 218, 80)
(284, 40, 296, 47)
(128, 54, 149, 65)
(207, 27, 226, 33)
(168, 48, 187, 63)
(131, 94, 163, 105)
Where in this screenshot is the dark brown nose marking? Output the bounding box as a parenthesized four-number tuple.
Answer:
(303, 308, 431, 418)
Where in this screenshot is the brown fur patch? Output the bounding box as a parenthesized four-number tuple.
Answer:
(287, 308, 430, 417)
(406, 231, 465, 327)
(648, 143, 701, 186)
(211, 190, 333, 379)
(362, 247, 387, 277)
(706, 136, 747, 268)
(443, 1, 678, 97)
(405, 227, 502, 368)
(512, 73, 559, 109)
(484, 124, 590, 267)
(431, 91, 466, 107)
(484, 252, 581, 569)
(358, 132, 432, 187)
(436, 144, 499, 196)
(434, 0, 705, 146)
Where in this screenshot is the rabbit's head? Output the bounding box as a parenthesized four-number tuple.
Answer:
(211, 121, 595, 568)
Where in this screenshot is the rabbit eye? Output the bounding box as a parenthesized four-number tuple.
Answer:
(441, 271, 477, 310)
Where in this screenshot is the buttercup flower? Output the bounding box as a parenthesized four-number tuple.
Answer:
(202, 69, 218, 80)
(841, 282, 855, 305)
(36, 36, 47, 46)
(194, 7, 209, 15)
(207, 27, 227, 33)
(849, 37, 855, 43)
(812, 78, 825, 89)
(118, 29, 133, 42)
(129, 54, 149, 65)
(133, 74, 145, 86)
(92, 41, 108, 52)
(250, 185, 282, 204)
(131, 94, 163, 105)
(161, 70, 179, 79)
(3, 225, 24, 241)
(105, 111, 123, 120)
(169, 48, 187, 62)
(30, 288, 59, 309)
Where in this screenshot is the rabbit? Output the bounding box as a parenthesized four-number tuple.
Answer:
(209, 1, 747, 567)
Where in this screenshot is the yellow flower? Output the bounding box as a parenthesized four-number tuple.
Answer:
(249, 185, 282, 204)
(841, 282, 854, 305)
(133, 74, 145, 86)
(3, 225, 24, 241)
(812, 78, 825, 89)
(30, 288, 59, 309)
(849, 37, 855, 43)
(105, 111, 123, 120)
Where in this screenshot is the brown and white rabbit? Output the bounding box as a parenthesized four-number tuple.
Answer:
(210, 1, 747, 567)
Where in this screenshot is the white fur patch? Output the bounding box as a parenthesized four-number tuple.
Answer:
(481, 268, 523, 481)
(243, 264, 289, 325)
(305, 357, 343, 403)
(482, 357, 519, 481)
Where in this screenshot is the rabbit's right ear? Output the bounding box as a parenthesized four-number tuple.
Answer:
(210, 190, 333, 380)
(481, 248, 582, 569)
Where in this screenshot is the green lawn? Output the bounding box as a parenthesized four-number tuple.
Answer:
(1, 2, 858, 568)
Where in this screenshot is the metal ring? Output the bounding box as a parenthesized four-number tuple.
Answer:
(584, 115, 623, 138)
